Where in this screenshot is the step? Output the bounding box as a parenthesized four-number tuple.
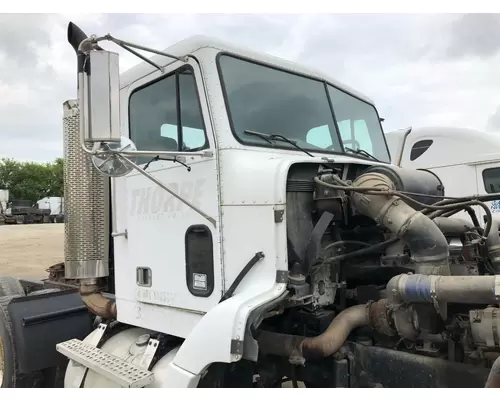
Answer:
(56, 338, 155, 388)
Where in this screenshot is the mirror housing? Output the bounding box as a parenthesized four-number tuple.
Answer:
(81, 50, 121, 143)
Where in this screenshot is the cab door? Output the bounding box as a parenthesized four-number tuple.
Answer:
(112, 58, 222, 320)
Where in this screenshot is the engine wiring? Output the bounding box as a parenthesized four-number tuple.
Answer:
(318, 174, 500, 203)
(312, 173, 500, 271)
(313, 175, 494, 242)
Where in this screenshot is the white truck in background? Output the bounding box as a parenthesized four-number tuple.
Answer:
(384, 126, 500, 225)
(0, 189, 8, 224)
(0, 190, 8, 214)
(36, 196, 64, 223)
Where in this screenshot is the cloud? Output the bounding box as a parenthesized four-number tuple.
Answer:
(0, 13, 499, 162)
(444, 13, 500, 60)
(487, 106, 500, 133)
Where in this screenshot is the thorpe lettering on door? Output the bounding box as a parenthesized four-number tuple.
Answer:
(129, 179, 206, 217)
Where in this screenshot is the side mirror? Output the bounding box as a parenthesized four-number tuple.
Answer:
(82, 50, 121, 143)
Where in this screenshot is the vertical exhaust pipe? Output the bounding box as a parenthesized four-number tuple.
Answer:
(65, 22, 116, 320)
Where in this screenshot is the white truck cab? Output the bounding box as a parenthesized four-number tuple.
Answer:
(58, 25, 396, 388)
(3, 22, 500, 389)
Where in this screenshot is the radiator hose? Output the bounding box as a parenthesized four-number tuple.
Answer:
(387, 273, 500, 306)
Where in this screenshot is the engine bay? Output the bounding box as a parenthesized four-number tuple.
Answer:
(249, 161, 500, 388)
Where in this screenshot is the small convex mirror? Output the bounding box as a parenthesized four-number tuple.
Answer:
(91, 136, 138, 177)
(84, 50, 121, 143)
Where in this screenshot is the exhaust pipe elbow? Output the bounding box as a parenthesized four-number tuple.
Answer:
(66, 21, 99, 73)
(67, 22, 88, 54)
(256, 301, 392, 361)
(301, 304, 370, 358)
(80, 280, 117, 320)
(350, 172, 450, 276)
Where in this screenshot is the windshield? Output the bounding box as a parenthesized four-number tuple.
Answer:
(217, 54, 390, 163)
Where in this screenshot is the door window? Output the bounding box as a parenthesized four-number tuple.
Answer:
(129, 66, 208, 163)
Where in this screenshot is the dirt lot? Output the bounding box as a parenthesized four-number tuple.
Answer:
(0, 224, 64, 279)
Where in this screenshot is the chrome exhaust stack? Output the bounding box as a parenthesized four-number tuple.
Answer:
(64, 21, 115, 319)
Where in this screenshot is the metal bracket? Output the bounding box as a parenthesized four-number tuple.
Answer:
(137, 339, 160, 370)
(70, 322, 108, 388)
(276, 270, 288, 284)
(231, 339, 244, 356)
(111, 229, 128, 239)
(274, 209, 284, 223)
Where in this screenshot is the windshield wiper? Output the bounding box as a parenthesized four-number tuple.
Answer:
(344, 147, 380, 163)
(143, 155, 191, 172)
(244, 130, 314, 158)
(244, 130, 274, 144)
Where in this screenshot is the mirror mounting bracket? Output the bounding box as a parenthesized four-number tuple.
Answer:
(74, 30, 218, 228)
(77, 30, 191, 147)
(78, 34, 189, 73)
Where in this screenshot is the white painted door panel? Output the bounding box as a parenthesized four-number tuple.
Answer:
(113, 58, 221, 335)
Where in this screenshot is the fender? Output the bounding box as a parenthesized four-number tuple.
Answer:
(161, 281, 287, 387)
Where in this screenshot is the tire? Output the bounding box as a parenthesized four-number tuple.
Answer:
(27, 288, 60, 296)
(0, 277, 25, 297)
(0, 294, 37, 387)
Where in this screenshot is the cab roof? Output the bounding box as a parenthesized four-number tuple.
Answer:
(119, 35, 376, 106)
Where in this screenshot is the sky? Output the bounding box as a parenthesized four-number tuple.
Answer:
(2, 13, 500, 162)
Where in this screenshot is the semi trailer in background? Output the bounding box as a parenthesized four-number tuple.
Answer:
(1, 195, 64, 225)
(385, 126, 500, 225)
(3, 199, 50, 225)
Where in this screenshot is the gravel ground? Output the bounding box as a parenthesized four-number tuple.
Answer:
(0, 224, 64, 279)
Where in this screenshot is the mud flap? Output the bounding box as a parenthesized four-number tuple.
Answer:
(7, 288, 93, 374)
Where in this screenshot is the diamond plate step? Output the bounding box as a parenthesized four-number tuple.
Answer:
(56, 339, 155, 388)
